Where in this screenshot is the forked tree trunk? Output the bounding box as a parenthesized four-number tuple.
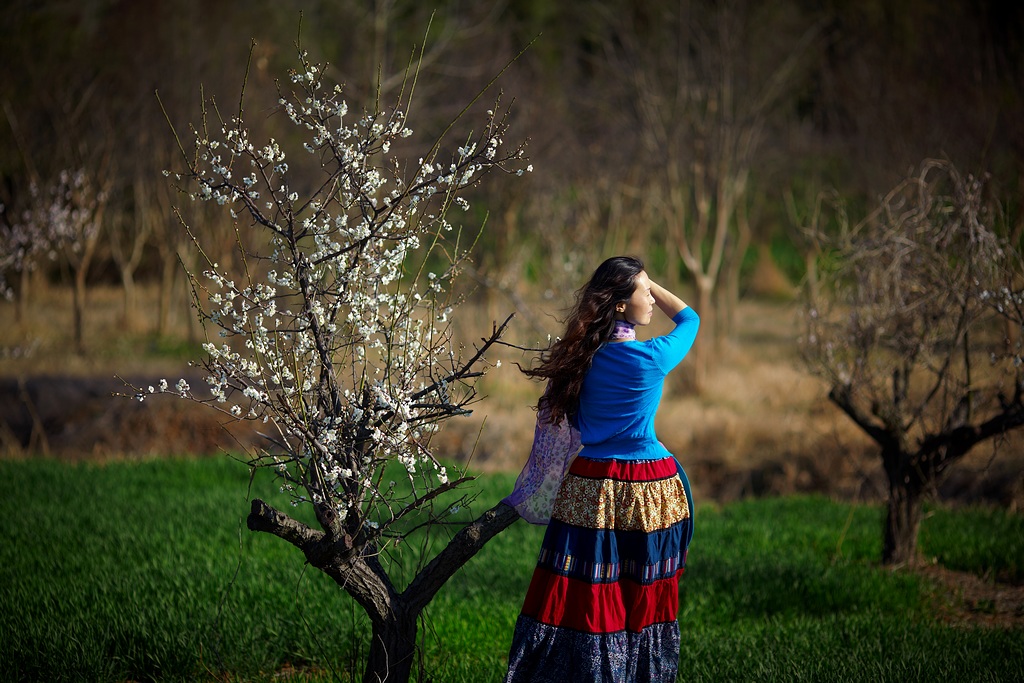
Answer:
(830, 387, 933, 567)
(248, 498, 519, 683)
(68, 204, 104, 354)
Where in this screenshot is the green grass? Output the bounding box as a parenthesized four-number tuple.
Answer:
(0, 457, 1021, 682)
(919, 503, 1024, 583)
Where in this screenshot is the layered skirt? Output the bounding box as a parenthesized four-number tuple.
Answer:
(505, 455, 693, 683)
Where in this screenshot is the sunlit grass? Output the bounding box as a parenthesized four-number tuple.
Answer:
(1, 457, 1021, 682)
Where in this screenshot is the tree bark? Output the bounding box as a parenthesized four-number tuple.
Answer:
(120, 266, 137, 329)
(364, 608, 417, 683)
(68, 203, 104, 354)
(73, 266, 88, 354)
(882, 473, 924, 566)
(16, 266, 29, 324)
(692, 276, 712, 391)
(157, 250, 175, 335)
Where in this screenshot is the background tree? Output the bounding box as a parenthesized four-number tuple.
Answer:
(784, 185, 844, 301)
(2, 1, 1021, 351)
(135, 47, 528, 682)
(48, 167, 108, 354)
(610, 0, 822, 384)
(107, 164, 154, 329)
(0, 191, 53, 319)
(802, 160, 1024, 565)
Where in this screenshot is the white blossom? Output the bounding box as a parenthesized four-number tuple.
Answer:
(158, 49, 528, 530)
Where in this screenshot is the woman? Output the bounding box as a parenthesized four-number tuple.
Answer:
(503, 256, 699, 683)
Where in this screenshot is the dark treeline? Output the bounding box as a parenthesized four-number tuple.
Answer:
(1, 0, 1022, 348)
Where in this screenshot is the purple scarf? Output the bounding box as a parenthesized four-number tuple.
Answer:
(609, 319, 636, 341)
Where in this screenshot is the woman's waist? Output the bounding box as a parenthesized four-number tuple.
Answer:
(579, 435, 668, 460)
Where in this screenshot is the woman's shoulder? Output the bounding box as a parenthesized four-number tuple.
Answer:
(598, 339, 659, 365)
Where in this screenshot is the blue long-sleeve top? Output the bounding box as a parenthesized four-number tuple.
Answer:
(575, 307, 699, 460)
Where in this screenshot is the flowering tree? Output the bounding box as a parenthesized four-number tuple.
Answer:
(139, 49, 528, 682)
(50, 168, 108, 353)
(0, 203, 27, 305)
(802, 160, 1024, 565)
(0, 170, 107, 347)
(1, 182, 63, 317)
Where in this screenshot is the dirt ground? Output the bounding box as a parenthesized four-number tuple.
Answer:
(918, 564, 1024, 628)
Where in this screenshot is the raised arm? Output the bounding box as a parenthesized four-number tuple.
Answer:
(647, 279, 698, 372)
(649, 280, 688, 319)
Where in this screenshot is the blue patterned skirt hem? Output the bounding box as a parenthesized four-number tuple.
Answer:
(504, 615, 680, 683)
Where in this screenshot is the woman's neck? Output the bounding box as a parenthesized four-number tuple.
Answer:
(610, 319, 636, 341)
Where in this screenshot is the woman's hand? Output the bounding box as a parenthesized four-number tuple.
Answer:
(649, 279, 689, 318)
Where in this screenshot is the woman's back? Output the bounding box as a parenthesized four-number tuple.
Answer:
(576, 307, 699, 461)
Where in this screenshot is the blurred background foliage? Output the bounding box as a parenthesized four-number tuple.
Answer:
(2, 5, 1023, 621)
(1, 0, 1020, 332)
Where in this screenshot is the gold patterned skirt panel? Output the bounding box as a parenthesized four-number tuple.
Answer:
(551, 473, 690, 532)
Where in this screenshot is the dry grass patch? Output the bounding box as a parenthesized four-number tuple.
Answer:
(1, 288, 1021, 508)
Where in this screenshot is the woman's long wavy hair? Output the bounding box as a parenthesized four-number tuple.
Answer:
(523, 256, 645, 425)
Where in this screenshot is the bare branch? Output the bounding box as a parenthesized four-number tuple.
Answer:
(402, 501, 519, 614)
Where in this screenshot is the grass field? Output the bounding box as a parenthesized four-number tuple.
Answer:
(1, 456, 1022, 682)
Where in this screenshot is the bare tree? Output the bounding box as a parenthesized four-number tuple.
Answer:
(802, 160, 1024, 565)
(107, 167, 155, 330)
(133, 47, 528, 682)
(151, 186, 189, 336)
(784, 185, 845, 301)
(613, 0, 822, 386)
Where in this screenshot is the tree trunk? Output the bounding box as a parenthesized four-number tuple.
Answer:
(16, 266, 29, 324)
(719, 198, 752, 340)
(180, 247, 199, 344)
(364, 608, 418, 683)
(120, 266, 137, 330)
(692, 277, 713, 391)
(73, 266, 87, 354)
(803, 251, 819, 301)
(882, 472, 924, 566)
(248, 498, 520, 683)
(157, 250, 176, 335)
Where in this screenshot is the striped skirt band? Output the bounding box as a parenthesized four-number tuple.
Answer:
(505, 455, 693, 683)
